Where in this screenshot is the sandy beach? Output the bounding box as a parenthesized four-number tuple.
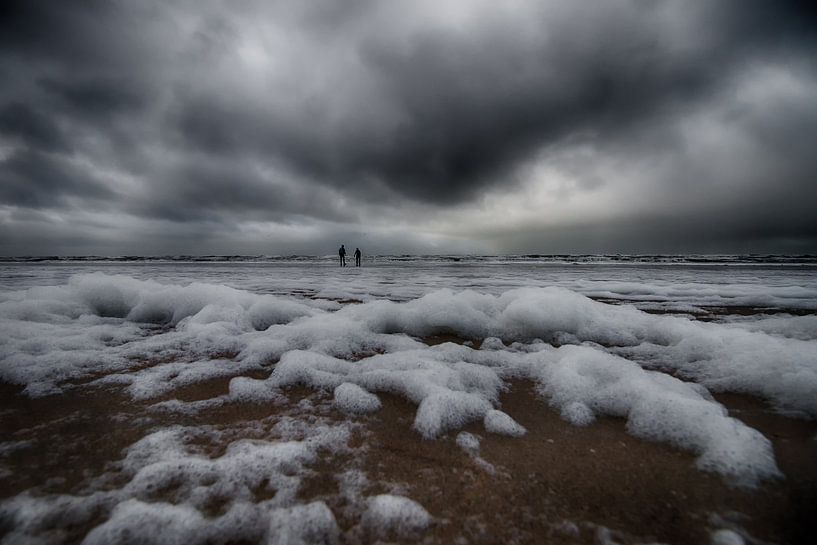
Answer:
(2, 366, 816, 544)
(1, 260, 816, 544)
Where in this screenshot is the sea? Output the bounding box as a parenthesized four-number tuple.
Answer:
(2, 254, 817, 309)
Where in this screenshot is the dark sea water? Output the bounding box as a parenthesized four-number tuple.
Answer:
(2, 255, 816, 312)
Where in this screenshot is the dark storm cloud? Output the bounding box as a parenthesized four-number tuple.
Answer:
(39, 77, 147, 121)
(163, 0, 817, 204)
(0, 0, 146, 67)
(0, 0, 816, 254)
(0, 150, 115, 208)
(129, 160, 354, 224)
(0, 102, 71, 153)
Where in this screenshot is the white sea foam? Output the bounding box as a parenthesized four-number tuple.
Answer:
(334, 383, 382, 414)
(1, 273, 812, 489)
(722, 314, 817, 341)
(361, 494, 432, 538)
(455, 431, 498, 474)
(483, 409, 527, 436)
(455, 431, 481, 452)
(532, 346, 781, 486)
(560, 401, 595, 426)
(266, 502, 340, 545)
(710, 528, 746, 545)
(0, 421, 352, 545)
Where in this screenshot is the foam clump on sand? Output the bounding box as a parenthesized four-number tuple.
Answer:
(481, 337, 506, 350)
(483, 409, 526, 436)
(334, 383, 381, 414)
(456, 431, 480, 452)
(533, 345, 781, 487)
(264, 348, 503, 438)
(82, 500, 222, 545)
(560, 401, 595, 426)
(84, 499, 341, 545)
(414, 390, 493, 438)
(455, 432, 497, 474)
(269, 347, 502, 438)
(710, 528, 746, 545)
(267, 502, 340, 545)
(361, 494, 431, 538)
(0, 422, 352, 545)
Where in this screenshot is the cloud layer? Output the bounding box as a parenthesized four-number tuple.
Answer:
(1, 0, 816, 254)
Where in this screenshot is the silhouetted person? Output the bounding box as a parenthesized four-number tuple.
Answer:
(354, 247, 361, 267)
(338, 244, 346, 267)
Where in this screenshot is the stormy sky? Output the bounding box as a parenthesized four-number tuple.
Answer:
(1, 0, 816, 256)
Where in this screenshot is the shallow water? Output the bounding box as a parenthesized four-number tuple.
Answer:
(1, 261, 815, 544)
(3, 260, 817, 309)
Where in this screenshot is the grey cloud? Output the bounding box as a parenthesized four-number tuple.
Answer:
(39, 77, 148, 121)
(129, 159, 356, 224)
(0, 150, 116, 209)
(0, 0, 163, 68)
(0, 102, 71, 153)
(161, 0, 817, 206)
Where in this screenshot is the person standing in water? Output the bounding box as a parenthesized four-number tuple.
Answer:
(338, 244, 347, 267)
(354, 247, 362, 267)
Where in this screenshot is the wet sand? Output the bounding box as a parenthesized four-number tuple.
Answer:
(338, 381, 817, 544)
(1, 355, 816, 544)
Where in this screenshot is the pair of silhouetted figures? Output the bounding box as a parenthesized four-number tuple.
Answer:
(338, 245, 361, 267)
